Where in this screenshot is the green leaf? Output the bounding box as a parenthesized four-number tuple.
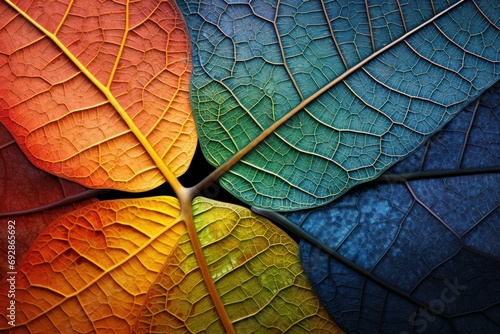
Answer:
(179, 0, 500, 210)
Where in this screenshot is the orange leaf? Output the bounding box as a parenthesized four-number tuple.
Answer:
(0, 197, 185, 332)
(0, 0, 196, 191)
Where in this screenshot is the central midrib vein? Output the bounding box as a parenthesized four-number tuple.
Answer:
(190, 0, 467, 195)
(5, 0, 184, 198)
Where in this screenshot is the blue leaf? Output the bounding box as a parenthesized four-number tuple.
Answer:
(257, 84, 500, 333)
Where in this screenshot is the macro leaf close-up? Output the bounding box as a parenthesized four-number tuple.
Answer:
(257, 82, 500, 333)
(0, 0, 498, 333)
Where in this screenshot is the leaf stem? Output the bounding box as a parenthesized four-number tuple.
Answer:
(180, 199, 236, 334)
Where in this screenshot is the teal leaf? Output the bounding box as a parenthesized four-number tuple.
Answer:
(177, 0, 500, 210)
(270, 84, 500, 333)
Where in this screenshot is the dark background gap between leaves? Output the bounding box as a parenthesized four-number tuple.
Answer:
(96, 144, 234, 201)
(97, 144, 307, 242)
(95, 146, 271, 224)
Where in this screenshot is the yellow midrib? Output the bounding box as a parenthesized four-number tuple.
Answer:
(5, 0, 184, 196)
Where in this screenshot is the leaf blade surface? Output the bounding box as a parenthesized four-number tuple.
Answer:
(0, 123, 99, 276)
(134, 197, 341, 333)
(0, 0, 196, 191)
(179, 0, 500, 210)
(0, 197, 341, 333)
(281, 84, 500, 333)
(0, 197, 185, 332)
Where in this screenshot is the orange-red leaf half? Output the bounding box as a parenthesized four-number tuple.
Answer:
(0, 0, 196, 191)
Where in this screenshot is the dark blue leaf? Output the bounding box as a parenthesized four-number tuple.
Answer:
(256, 83, 500, 333)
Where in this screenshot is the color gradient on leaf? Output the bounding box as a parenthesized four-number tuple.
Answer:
(179, 0, 500, 210)
(0, 197, 185, 332)
(0, 0, 196, 191)
(1, 0, 498, 333)
(280, 83, 500, 333)
(134, 197, 341, 333)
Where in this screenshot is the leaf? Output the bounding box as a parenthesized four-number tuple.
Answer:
(0, 197, 341, 333)
(179, 0, 500, 210)
(0, 123, 100, 215)
(134, 197, 340, 333)
(269, 84, 500, 333)
(0, 0, 196, 191)
(0, 197, 186, 332)
(0, 123, 99, 278)
(1, 0, 340, 332)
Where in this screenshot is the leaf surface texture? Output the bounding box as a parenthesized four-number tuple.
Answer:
(0, 197, 185, 332)
(135, 197, 340, 333)
(179, 0, 500, 210)
(282, 83, 500, 333)
(1, 0, 499, 333)
(0, 197, 341, 333)
(0, 0, 196, 191)
(0, 123, 98, 276)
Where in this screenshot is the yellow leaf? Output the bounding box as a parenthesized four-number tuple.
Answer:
(134, 197, 342, 333)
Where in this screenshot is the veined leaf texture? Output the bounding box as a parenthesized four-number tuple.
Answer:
(134, 197, 340, 333)
(0, 197, 341, 333)
(0, 123, 99, 275)
(0, 0, 197, 191)
(270, 83, 500, 333)
(0, 0, 499, 333)
(179, 0, 500, 210)
(0, 197, 185, 332)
